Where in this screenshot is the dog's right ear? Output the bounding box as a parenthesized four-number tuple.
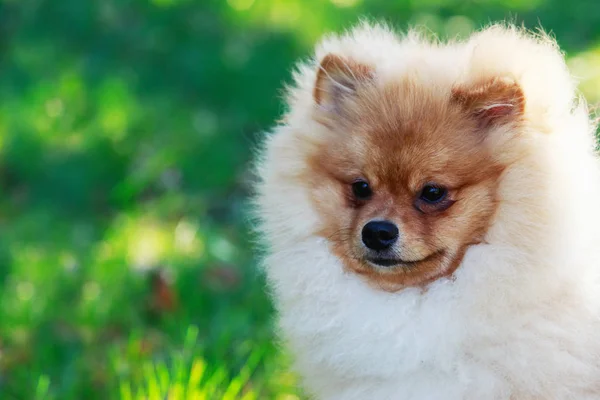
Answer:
(452, 77, 525, 130)
(313, 54, 373, 115)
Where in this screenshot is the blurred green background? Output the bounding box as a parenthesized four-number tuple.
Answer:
(0, 0, 599, 399)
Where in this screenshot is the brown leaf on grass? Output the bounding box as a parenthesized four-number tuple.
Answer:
(134, 330, 165, 357)
(203, 263, 241, 291)
(0, 346, 32, 372)
(148, 269, 179, 314)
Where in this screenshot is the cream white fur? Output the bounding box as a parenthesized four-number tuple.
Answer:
(254, 23, 600, 400)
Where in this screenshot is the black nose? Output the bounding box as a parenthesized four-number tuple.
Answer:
(361, 220, 399, 251)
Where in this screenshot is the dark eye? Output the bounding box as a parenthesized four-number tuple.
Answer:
(419, 184, 447, 204)
(352, 180, 372, 200)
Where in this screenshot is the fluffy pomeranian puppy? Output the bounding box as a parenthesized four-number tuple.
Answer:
(254, 22, 600, 400)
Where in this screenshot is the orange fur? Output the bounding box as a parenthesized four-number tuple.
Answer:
(302, 55, 521, 291)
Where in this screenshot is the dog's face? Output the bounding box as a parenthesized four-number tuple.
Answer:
(303, 55, 525, 291)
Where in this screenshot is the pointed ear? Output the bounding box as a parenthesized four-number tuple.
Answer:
(452, 77, 525, 128)
(313, 54, 373, 112)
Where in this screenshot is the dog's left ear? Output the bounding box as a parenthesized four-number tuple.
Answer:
(452, 77, 525, 128)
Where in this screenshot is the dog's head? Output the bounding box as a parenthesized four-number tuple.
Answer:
(258, 24, 578, 292)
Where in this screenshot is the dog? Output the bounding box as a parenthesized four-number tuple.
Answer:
(254, 22, 600, 399)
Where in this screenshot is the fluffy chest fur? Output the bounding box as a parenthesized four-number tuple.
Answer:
(267, 238, 600, 400)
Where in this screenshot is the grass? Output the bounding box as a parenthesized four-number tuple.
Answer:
(0, 0, 599, 398)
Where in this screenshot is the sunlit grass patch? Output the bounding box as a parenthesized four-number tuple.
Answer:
(116, 350, 263, 399)
(112, 326, 300, 399)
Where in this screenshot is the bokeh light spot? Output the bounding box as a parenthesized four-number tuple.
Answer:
(128, 222, 168, 270)
(16, 282, 35, 302)
(209, 236, 236, 262)
(268, 0, 301, 29)
(174, 219, 204, 257)
(193, 109, 219, 137)
(83, 282, 101, 302)
(330, 0, 361, 7)
(227, 0, 255, 11)
(45, 98, 64, 118)
(444, 16, 474, 39)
